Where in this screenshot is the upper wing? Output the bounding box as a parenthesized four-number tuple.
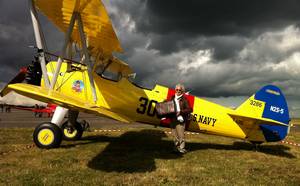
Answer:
(1, 83, 132, 123)
(34, 0, 133, 77)
(34, 0, 122, 55)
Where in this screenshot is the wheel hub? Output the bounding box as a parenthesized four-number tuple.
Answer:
(37, 129, 55, 146)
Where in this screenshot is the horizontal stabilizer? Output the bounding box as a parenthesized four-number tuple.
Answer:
(229, 113, 289, 127)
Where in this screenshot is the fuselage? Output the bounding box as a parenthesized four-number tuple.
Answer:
(46, 62, 254, 141)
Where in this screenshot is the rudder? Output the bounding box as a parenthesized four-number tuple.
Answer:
(255, 85, 290, 141)
(254, 85, 289, 124)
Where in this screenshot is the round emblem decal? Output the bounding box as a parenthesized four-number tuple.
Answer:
(72, 80, 84, 93)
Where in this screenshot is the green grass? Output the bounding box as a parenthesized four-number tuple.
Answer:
(0, 128, 300, 185)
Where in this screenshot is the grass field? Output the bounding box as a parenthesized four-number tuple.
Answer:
(0, 127, 300, 185)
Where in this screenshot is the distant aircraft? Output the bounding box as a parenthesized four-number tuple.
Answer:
(0, 0, 290, 148)
(15, 103, 56, 118)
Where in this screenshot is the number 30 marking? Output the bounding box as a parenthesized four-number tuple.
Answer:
(136, 97, 158, 117)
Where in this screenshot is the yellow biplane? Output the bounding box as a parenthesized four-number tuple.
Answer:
(1, 0, 290, 148)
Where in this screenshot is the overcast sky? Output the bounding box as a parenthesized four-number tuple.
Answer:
(0, 0, 300, 117)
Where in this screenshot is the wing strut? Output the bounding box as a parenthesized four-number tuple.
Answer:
(46, 11, 97, 103)
(77, 13, 97, 102)
(29, 0, 70, 127)
(28, 0, 50, 87)
(50, 12, 77, 90)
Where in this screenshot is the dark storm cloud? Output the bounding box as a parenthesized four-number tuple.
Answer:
(0, 0, 63, 83)
(121, 0, 300, 55)
(147, 34, 248, 60)
(118, 24, 300, 100)
(0, 1, 32, 25)
(109, 0, 300, 57)
(140, 0, 300, 36)
(0, 0, 35, 82)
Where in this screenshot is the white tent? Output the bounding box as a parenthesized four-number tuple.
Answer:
(0, 91, 46, 106)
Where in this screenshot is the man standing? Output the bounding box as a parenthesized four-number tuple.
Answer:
(170, 84, 192, 154)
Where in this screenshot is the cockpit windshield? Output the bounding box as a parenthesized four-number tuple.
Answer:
(95, 63, 155, 90)
(127, 76, 155, 90)
(95, 64, 121, 82)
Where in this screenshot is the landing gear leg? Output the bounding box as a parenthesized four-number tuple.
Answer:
(61, 110, 84, 141)
(33, 106, 68, 148)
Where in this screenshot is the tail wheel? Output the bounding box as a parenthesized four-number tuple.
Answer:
(250, 141, 263, 145)
(61, 121, 83, 141)
(33, 122, 62, 149)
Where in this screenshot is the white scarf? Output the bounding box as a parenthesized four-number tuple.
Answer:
(175, 94, 184, 122)
(174, 94, 182, 112)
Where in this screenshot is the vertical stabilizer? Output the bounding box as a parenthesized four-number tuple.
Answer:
(235, 85, 290, 142)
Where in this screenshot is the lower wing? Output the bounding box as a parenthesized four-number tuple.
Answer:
(1, 83, 132, 123)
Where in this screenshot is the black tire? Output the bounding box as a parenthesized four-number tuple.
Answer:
(61, 121, 83, 141)
(33, 122, 62, 149)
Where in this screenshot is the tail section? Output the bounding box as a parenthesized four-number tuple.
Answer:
(233, 85, 290, 142)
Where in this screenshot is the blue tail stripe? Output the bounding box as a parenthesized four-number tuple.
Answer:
(254, 85, 289, 124)
(260, 124, 288, 142)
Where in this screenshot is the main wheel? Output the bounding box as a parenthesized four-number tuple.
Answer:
(61, 121, 83, 141)
(33, 122, 62, 149)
